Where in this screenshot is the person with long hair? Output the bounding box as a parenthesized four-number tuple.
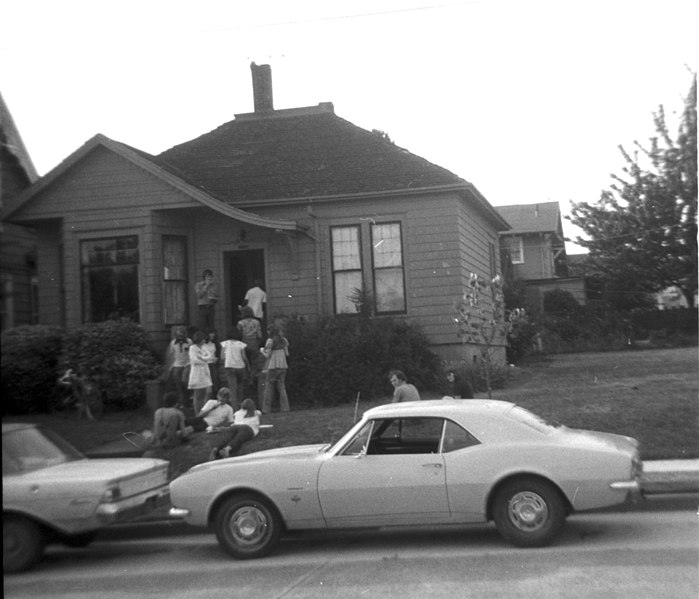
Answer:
(209, 398, 262, 460)
(188, 330, 213, 415)
(261, 325, 290, 413)
(165, 326, 191, 405)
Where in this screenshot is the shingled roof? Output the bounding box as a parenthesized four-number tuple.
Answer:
(495, 202, 563, 236)
(155, 103, 467, 204)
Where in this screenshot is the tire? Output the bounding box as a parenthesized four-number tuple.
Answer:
(492, 478, 566, 547)
(62, 531, 98, 548)
(214, 494, 281, 559)
(3, 516, 45, 573)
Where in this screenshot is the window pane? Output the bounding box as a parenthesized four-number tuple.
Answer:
(372, 223, 402, 268)
(332, 227, 361, 270)
(81, 236, 139, 323)
(163, 237, 187, 280)
(375, 268, 405, 313)
(334, 271, 363, 314)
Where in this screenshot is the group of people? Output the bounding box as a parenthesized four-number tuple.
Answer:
(389, 368, 474, 402)
(165, 271, 290, 416)
(150, 388, 262, 460)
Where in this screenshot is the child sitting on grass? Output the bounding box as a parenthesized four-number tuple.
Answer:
(209, 398, 262, 460)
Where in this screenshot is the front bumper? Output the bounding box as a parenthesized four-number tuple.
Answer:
(168, 506, 191, 519)
(609, 479, 643, 499)
(96, 484, 170, 524)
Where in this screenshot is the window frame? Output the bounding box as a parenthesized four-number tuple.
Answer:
(330, 225, 364, 315)
(80, 234, 140, 323)
(370, 221, 407, 315)
(502, 235, 524, 264)
(162, 235, 189, 326)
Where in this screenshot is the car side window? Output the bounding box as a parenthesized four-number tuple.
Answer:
(340, 421, 373, 456)
(367, 418, 444, 455)
(441, 419, 480, 453)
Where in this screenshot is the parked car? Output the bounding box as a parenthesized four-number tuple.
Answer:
(169, 399, 642, 559)
(3, 423, 170, 573)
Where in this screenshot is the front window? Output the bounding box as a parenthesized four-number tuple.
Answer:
(501, 236, 524, 264)
(81, 236, 139, 322)
(331, 226, 363, 314)
(163, 236, 188, 326)
(371, 223, 406, 313)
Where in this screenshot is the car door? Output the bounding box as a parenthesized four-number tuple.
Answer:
(317, 417, 450, 527)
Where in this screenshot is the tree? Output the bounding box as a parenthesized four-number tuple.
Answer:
(454, 274, 527, 397)
(568, 75, 697, 309)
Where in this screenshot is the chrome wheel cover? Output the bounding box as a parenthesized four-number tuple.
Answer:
(227, 506, 269, 546)
(507, 491, 549, 531)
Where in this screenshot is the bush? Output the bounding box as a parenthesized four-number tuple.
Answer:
(440, 360, 510, 395)
(61, 319, 161, 411)
(282, 314, 441, 408)
(1, 325, 66, 415)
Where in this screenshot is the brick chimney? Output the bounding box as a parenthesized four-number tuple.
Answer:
(250, 62, 274, 112)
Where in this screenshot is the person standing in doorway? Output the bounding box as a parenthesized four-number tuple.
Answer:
(195, 269, 219, 332)
(242, 279, 266, 326)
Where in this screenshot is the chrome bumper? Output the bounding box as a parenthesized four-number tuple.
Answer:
(96, 485, 170, 524)
(168, 506, 191, 519)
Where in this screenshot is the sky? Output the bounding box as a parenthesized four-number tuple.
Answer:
(2, 0, 696, 253)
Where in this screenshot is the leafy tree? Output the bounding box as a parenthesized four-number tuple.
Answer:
(454, 274, 528, 397)
(568, 75, 697, 308)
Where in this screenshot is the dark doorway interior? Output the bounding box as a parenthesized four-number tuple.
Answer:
(225, 249, 265, 325)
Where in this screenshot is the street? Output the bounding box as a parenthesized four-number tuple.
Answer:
(5, 496, 698, 598)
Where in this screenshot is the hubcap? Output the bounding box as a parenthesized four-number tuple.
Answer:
(508, 491, 548, 531)
(229, 506, 268, 545)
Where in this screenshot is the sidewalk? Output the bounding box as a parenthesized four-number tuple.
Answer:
(641, 459, 699, 495)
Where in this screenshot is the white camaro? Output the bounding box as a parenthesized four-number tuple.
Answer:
(169, 400, 642, 559)
(3, 423, 170, 573)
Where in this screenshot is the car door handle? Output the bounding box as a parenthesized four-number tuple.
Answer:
(422, 463, 443, 468)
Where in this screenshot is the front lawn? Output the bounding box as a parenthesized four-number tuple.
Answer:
(4, 347, 697, 479)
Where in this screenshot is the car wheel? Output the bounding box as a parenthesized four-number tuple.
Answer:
(492, 478, 566, 547)
(3, 516, 45, 573)
(62, 531, 98, 548)
(214, 494, 281, 559)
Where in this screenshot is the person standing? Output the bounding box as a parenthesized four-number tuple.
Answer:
(188, 331, 213, 415)
(195, 269, 219, 332)
(202, 329, 221, 399)
(242, 279, 266, 325)
(261, 325, 290, 413)
(237, 306, 262, 389)
(389, 369, 421, 403)
(220, 327, 250, 410)
(164, 326, 191, 405)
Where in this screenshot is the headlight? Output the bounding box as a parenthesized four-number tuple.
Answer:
(102, 486, 122, 502)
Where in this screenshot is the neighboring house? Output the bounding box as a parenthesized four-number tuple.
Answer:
(2, 63, 509, 360)
(496, 202, 586, 310)
(0, 92, 39, 330)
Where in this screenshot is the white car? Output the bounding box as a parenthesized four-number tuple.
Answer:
(3, 422, 170, 573)
(169, 400, 642, 559)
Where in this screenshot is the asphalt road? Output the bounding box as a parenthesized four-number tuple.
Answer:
(5, 495, 698, 599)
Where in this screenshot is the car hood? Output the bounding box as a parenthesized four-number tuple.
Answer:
(16, 458, 168, 483)
(188, 444, 328, 474)
(562, 428, 639, 455)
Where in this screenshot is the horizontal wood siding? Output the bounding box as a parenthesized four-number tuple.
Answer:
(35, 221, 63, 327)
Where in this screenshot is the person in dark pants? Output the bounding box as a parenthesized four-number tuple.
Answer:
(209, 398, 261, 460)
(195, 269, 219, 332)
(445, 370, 474, 399)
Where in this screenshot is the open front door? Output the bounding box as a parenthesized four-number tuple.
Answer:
(224, 249, 265, 326)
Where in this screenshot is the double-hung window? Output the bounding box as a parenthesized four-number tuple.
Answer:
(331, 222, 406, 315)
(163, 236, 188, 326)
(501, 235, 524, 264)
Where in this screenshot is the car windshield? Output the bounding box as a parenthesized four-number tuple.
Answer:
(2, 426, 85, 474)
(507, 406, 562, 434)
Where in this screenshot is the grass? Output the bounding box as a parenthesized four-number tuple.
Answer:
(4, 347, 697, 479)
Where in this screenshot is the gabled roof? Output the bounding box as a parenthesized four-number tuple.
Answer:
(155, 104, 509, 230)
(2, 134, 306, 234)
(495, 202, 562, 236)
(0, 91, 39, 184)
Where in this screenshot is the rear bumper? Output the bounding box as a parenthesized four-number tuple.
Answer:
(96, 484, 170, 524)
(610, 479, 643, 499)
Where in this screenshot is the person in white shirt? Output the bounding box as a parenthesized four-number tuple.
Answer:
(242, 279, 267, 322)
(186, 387, 235, 432)
(220, 327, 250, 409)
(210, 398, 262, 459)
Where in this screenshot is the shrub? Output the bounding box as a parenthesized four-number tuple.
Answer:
(61, 319, 161, 411)
(440, 360, 510, 395)
(1, 325, 65, 414)
(282, 314, 441, 408)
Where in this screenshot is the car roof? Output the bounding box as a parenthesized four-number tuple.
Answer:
(363, 399, 515, 420)
(2, 422, 37, 433)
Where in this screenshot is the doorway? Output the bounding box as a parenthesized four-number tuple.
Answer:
(224, 249, 265, 326)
